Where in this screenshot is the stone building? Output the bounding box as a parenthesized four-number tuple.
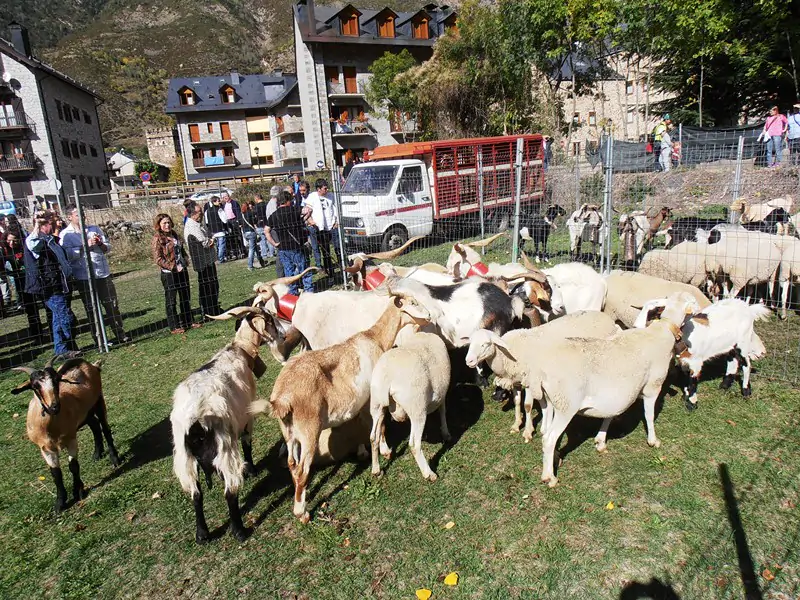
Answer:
(0, 22, 110, 209)
(165, 72, 303, 181)
(145, 127, 179, 168)
(292, 0, 457, 169)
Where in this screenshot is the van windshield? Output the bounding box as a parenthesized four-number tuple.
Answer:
(342, 165, 398, 195)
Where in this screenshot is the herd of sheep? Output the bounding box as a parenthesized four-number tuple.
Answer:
(10, 199, 789, 544)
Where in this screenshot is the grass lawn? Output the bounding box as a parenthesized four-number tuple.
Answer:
(0, 232, 799, 599)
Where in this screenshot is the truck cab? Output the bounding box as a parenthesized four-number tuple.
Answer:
(339, 159, 434, 252)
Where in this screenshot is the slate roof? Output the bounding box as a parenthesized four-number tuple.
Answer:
(0, 36, 101, 99)
(165, 73, 298, 114)
(294, 1, 456, 45)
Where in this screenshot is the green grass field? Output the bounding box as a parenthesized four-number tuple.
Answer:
(0, 232, 798, 599)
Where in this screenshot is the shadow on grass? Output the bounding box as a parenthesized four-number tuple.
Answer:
(719, 463, 763, 600)
(619, 578, 681, 599)
(95, 416, 173, 487)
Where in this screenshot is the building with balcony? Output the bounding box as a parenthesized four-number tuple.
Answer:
(165, 71, 306, 181)
(0, 22, 110, 208)
(292, 0, 456, 169)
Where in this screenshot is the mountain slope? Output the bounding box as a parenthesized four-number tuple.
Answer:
(4, 0, 429, 149)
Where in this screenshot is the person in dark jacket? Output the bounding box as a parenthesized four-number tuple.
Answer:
(203, 196, 228, 263)
(152, 213, 196, 334)
(24, 210, 77, 359)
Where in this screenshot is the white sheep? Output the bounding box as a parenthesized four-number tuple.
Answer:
(369, 330, 451, 481)
(170, 306, 282, 544)
(464, 311, 620, 441)
(603, 270, 710, 328)
(523, 292, 702, 486)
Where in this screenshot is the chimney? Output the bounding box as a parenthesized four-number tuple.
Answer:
(8, 22, 32, 57)
(231, 69, 240, 85)
(307, 0, 316, 35)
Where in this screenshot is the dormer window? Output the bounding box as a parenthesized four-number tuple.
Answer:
(179, 88, 196, 106)
(341, 9, 359, 36)
(411, 14, 429, 39)
(443, 14, 458, 35)
(378, 14, 395, 37)
(220, 85, 236, 104)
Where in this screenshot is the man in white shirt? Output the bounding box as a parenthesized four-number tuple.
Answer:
(788, 104, 800, 166)
(60, 204, 129, 344)
(302, 178, 340, 277)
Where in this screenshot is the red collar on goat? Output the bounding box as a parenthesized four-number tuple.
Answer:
(277, 294, 299, 322)
(363, 269, 386, 291)
(466, 262, 489, 277)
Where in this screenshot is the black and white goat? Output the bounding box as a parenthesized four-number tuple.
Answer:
(519, 204, 567, 263)
(170, 306, 283, 544)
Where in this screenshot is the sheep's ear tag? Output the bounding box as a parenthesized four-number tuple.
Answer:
(253, 356, 267, 379)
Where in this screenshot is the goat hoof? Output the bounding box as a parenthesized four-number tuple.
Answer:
(195, 528, 211, 544)
(492, 388, 508, 402)
(231, 526, 251, 543)
(73, 485, 88, 502)
(594, 442, 607, 453)
(54, 499, 67, 514)
(742, 386, 752, 398)
(547, 477, 559, 488)
(109, 452, 121, 468)
(426, 472, 438, 483)
(243, 463, 257, 479)
(298, 512, 311, 524)
(719, 375, 735, 390)
(510, 424, 522, 433)
(371, 469, 384, 479)
(441, 433, 452, 443)
(684, 399, 698, 412)
(92, 449, 103, 461)
(648, 439, 662, 449)
(523, 433, 533, 444)
(380, 450, 392, 460)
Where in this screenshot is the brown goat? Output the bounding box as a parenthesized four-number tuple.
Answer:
(11, 358, 120, 513)
(251, 291, 431, 523)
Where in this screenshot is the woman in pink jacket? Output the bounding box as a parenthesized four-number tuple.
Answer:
(764, 105, 788, 167)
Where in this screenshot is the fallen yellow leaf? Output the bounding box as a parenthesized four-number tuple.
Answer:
(443, 521, 455, 530)
(762, 568, 775, 581)
(415, 588, 432, 600)
(37, 476, 46, 481)
(444, 572, 459, 586)
(605, 501, 615, 510)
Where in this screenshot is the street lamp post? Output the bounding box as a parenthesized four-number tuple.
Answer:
(254, 146, 264, 183)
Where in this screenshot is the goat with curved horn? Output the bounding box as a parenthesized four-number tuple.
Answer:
(209, 306, 266, 321)
(361, 235, 425, 261)
(345, 256, 365, 274)
(465, 231, 507, 249)
(499, 270, 548, 284)
(520, 251, 537, 271)
(12, 366, 36, 375)
(252, 267, 318, 294)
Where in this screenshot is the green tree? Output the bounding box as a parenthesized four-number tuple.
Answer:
(134, 158, 158, 177)
(617, 0, 800, 126)
(168, 155, 186, 183)
(366, 50, 421, 141)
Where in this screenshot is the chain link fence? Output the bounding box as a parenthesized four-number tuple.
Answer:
(3, 130, 800, 382)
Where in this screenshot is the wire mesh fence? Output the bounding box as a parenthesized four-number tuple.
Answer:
(3, 129, 800, 383)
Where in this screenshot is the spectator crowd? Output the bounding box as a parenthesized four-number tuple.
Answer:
(0, 175, 344, 362)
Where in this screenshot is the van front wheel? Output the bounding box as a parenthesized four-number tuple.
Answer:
(380, 227, 408, 252)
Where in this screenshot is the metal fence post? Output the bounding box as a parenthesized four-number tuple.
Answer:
(600, 135, 614, 274)
(574, 153, 581, 212)
(477, 150, 485, 256)
(511, 137, 525, 264)
(731, 135, 745, 223)
(72, 179, 109, 353)
(330, 167, 348, 289)
(678, 123, 683, 167)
